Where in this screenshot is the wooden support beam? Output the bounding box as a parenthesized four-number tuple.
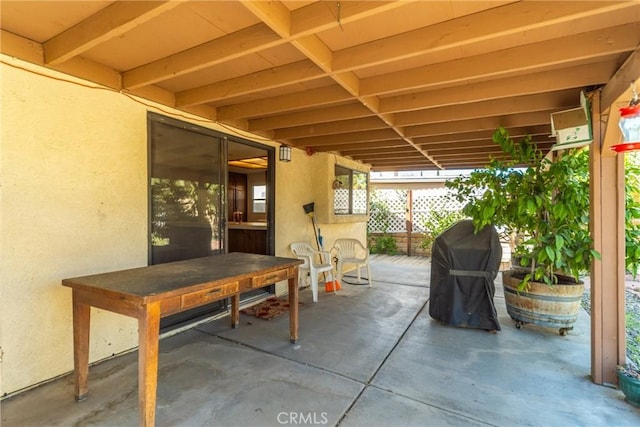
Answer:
(601, 45, 640, 114)
(589, 90, 626, 386)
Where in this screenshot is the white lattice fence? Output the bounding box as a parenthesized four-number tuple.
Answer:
(368, 189, 407, 233)
(368, 188, 465, 233)
(412, 188, 466, 232)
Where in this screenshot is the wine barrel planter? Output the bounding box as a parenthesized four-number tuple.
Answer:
(502, 270, 584, 335)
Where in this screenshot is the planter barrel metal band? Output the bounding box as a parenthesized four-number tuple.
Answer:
(502, 271, 584, 336)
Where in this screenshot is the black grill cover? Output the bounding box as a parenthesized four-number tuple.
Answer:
(429, 220, 502, 331)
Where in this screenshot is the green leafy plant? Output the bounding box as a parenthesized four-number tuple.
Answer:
(368, 195, 399, 255)
(617, 364, 640, 380)
(625, 154, 640, 278)
(624, 310, 640, 376)
(420, 206, 466, 252)
(369, 234, 398, 255)
(446, 127, 600, 290)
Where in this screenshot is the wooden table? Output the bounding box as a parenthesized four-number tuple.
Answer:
(62, 252, 303, 426)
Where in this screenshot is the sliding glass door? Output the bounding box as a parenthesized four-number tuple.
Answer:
(148, 113, 225, 265)
(147, 113, 276, 330)
(148, 113, 226, 330)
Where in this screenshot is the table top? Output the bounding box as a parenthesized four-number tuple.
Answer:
(62, 252, 302, 299)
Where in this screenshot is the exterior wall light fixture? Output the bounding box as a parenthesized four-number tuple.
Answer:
(279, 144, 292, 162)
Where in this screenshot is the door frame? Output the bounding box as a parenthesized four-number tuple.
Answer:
(224, 138, 275, 256)
(147, 112, 276, 331)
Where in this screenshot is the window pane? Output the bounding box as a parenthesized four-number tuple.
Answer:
(353, 171, 368, 214)
(150, 121, 223, 264)
(333, 165, 368, 215)
(253, 200, 266, 213)
(334, 166, 351, 214)
(253, 185, 266, 199)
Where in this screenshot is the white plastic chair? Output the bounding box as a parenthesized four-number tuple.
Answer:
(332, 238, 372, 287)
(289, 242, 337, 302)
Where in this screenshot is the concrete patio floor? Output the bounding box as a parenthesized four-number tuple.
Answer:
(2, 254, 639, 426)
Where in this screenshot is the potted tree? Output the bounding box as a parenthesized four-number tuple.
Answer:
(446, 127, 600, 335)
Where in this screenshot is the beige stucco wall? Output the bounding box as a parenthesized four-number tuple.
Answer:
(274, 150, 368, 254)
(273, 152, 368, 295)
(0, 56, 367, 395)
(1, 58, 148, 395)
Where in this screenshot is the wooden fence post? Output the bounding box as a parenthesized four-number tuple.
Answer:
(406, 189, 413, 256)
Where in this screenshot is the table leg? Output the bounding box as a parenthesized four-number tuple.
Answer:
(288, 271, 299, 343)
(230, 294, 240, 328)
(138, 302, 161, 427)
(72, 292, 90, 402)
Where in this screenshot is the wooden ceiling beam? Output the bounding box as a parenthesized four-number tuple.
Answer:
(351, 151, 426, 160)
(123, 24, 282, 89)
(429, 144, 555, 159)
(1, 30, 122, 89)
(353, 157, 427, 166)
(357, 142, 554, 164)
(435, 161, 509, 168)
(338, 146, 418, 156)
(176, 60, 324, 107)
(290, 1, 402, 36)
(362, 23, 640, 96)
(413, 125, 550, 145)
(290, 129, 400, 147)
(434, 153, 516, 161)
(243, 0, 439, 169)
(243, 0, 362, 98)
(274, 116, 388, 139)
(332, 1, 631, 72)
(241, 0, 292, 38)
(212, 59, 615, 122)
(330, 135, 555, 157)
(418, 135, 552, 152)
(372, 165, 442, 172)
(379, 60, 620, 113)
(123, 1, 403, 89)
(601, 45, 640, 114)
(394, 89, 581, 127)
(321, 140, 410, 152)
(3, 0, 628, 172)
(44, 1, 180, 65)
(243, 0, 405, 40)
(216, 59, 616, 123)
(217, 85, 350, 120)
(404, 111, 553, 138)
(249, 103, 372, 130)
(368, 158, 446, 166)
(1, 29, 43, 64)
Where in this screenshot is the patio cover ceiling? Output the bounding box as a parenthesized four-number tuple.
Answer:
(1, 1, 639, 171)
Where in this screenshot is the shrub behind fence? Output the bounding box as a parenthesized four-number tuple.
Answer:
(368, 188, 465, 233)
(367, 187, 467, 256)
